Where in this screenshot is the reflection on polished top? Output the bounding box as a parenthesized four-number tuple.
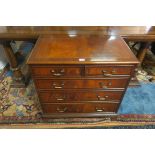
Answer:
(27, 34, 139, 65)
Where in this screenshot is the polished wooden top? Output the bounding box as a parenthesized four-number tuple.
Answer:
(0, 26, 155, 41)
(27, 34, 139, 65)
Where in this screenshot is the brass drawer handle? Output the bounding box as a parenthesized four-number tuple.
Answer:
(57, 107, 67, 113)
(56, 95, 66, 101)
(56, 98, 65, 101)
(55, 95, 66, 101)
(96, 107, 105, 112)
(53, 82, 64, 89)
(50, 69, 65, 76)
(53, 73, 63, 76)
(97, 95, 109, 101)
(102, 70, 116, 77)
(54, 86, 63, 89)
(99, 82, 112, 89)
(103, 73, 112, 77)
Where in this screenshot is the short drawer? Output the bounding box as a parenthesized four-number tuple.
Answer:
(38, 90, 123, 103)
(85, 65, 133, 77)
(31, 65, 82, 77)
(35, 78, 129, 90)
(41, 103, 118, 113)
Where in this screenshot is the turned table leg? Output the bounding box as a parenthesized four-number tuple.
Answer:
(1, 41, 26, 88)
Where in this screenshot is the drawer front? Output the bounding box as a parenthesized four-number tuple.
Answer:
(31, 66, 82, 77)
(85, 65, 133, 77)
(41, 103, 118, 113)
(38, 90, 123, 103)
(35, 78, 129, 90)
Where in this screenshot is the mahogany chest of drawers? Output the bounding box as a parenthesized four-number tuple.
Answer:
(27, 34, 139, 118)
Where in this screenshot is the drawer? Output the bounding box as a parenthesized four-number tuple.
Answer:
(31, 65, 82, 77)
(41, 103, 118, 113)
(38, 90, 123, 103)
(35, 78, 129, 90)
(85, 65, 133, 77)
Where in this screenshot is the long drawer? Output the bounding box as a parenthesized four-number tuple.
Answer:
(35, 78, 129, 90)
(85, 65, 133, 77)
(41, 103, 118, 113)
(38, 90, 123, 103)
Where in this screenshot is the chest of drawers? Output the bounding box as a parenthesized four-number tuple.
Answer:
(27, 34, 139, 118)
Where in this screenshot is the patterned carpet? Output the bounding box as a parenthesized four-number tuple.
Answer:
(0, 75, 42, 118)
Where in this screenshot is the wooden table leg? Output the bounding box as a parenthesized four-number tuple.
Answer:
(137, 42, 151, 64)
(1, 41, 26, 88)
